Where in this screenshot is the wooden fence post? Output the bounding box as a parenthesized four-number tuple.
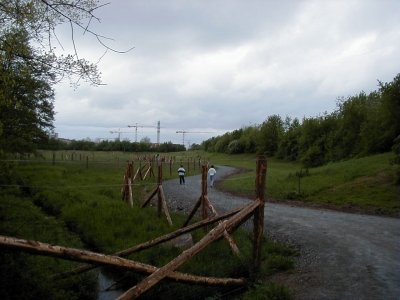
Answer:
(157, 161, 162, 217)
(201, 164, 208, 225)
(252, 155, 267, 275)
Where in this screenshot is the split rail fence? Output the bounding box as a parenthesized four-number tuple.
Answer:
(0, 156, 267, 299)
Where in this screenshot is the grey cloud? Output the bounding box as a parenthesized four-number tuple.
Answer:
(53, 0, 400, 143)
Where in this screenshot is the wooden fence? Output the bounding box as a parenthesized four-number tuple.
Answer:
(0, 156, 267, 299)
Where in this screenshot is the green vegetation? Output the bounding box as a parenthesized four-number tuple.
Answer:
(202, 74, 400, 169)
(40, 138, 186, 153)
(209, 152, 399, 216)
(0, 195, 97, 300)
(0, 154, 297, 299)
(241, 282, 292, 300)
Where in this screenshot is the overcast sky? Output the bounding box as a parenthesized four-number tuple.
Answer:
(53, 0, 400, 146)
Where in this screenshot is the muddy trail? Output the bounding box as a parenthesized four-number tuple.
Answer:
(162, 165, 400, 300)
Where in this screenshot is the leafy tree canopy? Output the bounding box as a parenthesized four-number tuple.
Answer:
(0, 1, 132, 155)
(202, 73, 400, 168)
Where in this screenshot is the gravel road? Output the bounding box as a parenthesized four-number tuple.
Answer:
(163, 165, 400, 300)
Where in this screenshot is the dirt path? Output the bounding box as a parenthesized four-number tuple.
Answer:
(163, 166, 400, 300)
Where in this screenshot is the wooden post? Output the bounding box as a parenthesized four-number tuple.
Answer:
(181, 164, 239, 254)
(121, 161, 134, 207)
(86, 156, 89, 169)
(157, 162, 162, 217)
(142, 163, 172, 225)
(201, 164, 208, 224)
(52, 152, 55, 165)
(252, 155, 267, 275)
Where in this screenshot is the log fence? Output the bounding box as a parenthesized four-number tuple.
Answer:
(0, 155, 268, 299)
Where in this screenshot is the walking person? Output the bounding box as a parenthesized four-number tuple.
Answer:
(178, 164, 186, 185)
(208, 165, 217, 187)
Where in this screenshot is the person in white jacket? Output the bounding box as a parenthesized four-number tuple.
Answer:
(208, 165, 216, 187)
(178, 165, 186, 185)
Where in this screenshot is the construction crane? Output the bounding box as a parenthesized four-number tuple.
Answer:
(176, 130, 213, 147)
(128, 121, 161, 144)
(109, 129, 134, 141)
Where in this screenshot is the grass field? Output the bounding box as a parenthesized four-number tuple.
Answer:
(205, 152, 399, 216)
(1, 150, 297, 299)
(25, 149, 400, 216)
(3, 149, 397, 299)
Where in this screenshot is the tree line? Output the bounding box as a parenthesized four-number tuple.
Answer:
(202, 74, 400, 168)
(39, 138, 186, 153)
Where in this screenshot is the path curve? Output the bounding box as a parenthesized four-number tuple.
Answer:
(163, 165, 400, 300)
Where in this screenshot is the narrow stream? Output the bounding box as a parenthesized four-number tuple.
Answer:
(97, 269, 125, 300)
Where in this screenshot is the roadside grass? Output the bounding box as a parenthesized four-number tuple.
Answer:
(213, 152, 399, 216)
(241, 282, 293, 300)
(0, 194, 97, 300)
(1, 155, 297, 299)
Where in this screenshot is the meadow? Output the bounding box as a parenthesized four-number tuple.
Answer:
(0, 150, 297, 300)
(2, 149, 397, 299)
(203, 151, 399, 216)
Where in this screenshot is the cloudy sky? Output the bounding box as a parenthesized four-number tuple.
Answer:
(53, 0, 400, 146)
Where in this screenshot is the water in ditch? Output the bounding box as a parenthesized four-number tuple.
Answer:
(97, 269, 125, 300)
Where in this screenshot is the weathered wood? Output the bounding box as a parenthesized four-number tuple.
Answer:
(141, 164, 172, 225)
(121, 174, 127, 199)
(128, 178, 133, 208)
(117, 200, 260, 299)
(159, 186, 172, 226)
(205, 196, 240, 256)
(252, 156, 267, 274)
(121, 162, 134, 205)
(132, 167, 141, 181)
(183, 196, 202, 227)
(54, 206, 243, 278)
(142, 164, 152, 180)
(0, 235, 245, 286)
(141, 187, 158, 208)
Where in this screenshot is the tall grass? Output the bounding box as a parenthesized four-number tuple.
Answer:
(0, 195, 97, 300)
(213, 152, 399, 216)
(1, 153, 297, 299)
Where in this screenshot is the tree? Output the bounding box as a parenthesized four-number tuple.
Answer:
(276, 117, 301, 161)
(0, 1, 133, 155)
(0, 29, 55, 154)
(1, 0, 133, 86)
(361, 74, 400, 153)
(257, 115, 284, 156)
